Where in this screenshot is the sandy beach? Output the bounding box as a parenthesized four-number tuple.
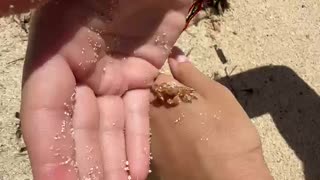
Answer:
(0, 0, 319, 179)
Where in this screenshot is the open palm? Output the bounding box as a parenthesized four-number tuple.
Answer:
(20, 0, 191, 179)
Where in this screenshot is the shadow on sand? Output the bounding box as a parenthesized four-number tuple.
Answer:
(217, 65, 320, 180)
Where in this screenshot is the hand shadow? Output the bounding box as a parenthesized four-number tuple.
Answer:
(217, 65, 320, 180)
(148, 65, 320, 180)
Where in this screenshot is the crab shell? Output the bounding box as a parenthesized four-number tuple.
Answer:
(151, 82, 198, 106)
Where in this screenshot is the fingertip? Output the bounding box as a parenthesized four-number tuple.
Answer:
(168, 48, 195, 84)
(167, 47, 196, 85)
(168, 57, 187, 74)
(168, 47, 190, 71)
(127, 144, 150, 180)
(169, 46, 186, 59)
(169, 48, 189, 63)
(167, 47, 215, 97)
(129, 163, 149, 180)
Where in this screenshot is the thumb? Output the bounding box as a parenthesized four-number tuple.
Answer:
(168, 47, 215, 97)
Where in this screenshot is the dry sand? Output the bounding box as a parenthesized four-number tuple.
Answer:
(0, 0, 319, 179)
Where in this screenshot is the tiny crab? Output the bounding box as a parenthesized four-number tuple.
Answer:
(151, 82, 198, 106)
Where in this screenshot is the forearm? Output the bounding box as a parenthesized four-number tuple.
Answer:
(224, 160, 273, 180)
(207, 152, 273, 180)
(155, 150, 273, 180)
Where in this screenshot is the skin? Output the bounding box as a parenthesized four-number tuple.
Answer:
(0, 0, 193, 179)
(149, 47, 274, 180)
(0, 1, 273, 179)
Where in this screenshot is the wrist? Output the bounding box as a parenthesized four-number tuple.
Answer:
(205, 150, 273, 180)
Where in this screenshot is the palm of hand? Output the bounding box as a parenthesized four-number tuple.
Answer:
(21, 0, 191, 179)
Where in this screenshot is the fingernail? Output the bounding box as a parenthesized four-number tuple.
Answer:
(176, 55, 189, 63)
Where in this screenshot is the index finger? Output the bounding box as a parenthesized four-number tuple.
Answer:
(168, 47, 232, 99)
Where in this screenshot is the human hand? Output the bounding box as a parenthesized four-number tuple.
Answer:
(20, 0, 192, 179)
(149, 47, 273, 180)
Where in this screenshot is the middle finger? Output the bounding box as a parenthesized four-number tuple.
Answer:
(98, 95, 128, 180)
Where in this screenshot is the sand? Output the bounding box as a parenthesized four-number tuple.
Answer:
(0, 0, 319, 179)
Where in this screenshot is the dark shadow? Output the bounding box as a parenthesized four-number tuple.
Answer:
(205, 0, 230, 15)
(216, 65, 320, 180)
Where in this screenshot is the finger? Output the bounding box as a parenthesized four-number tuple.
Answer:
(73, 85, 103, 179)
(123, 57, 159, 89)
(21, 55, 78, 180)
(154, 73, 181, 85)
(123, 89, 151, 180)
(98, 95, 128, 180)
(168, 46, 226, 98)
